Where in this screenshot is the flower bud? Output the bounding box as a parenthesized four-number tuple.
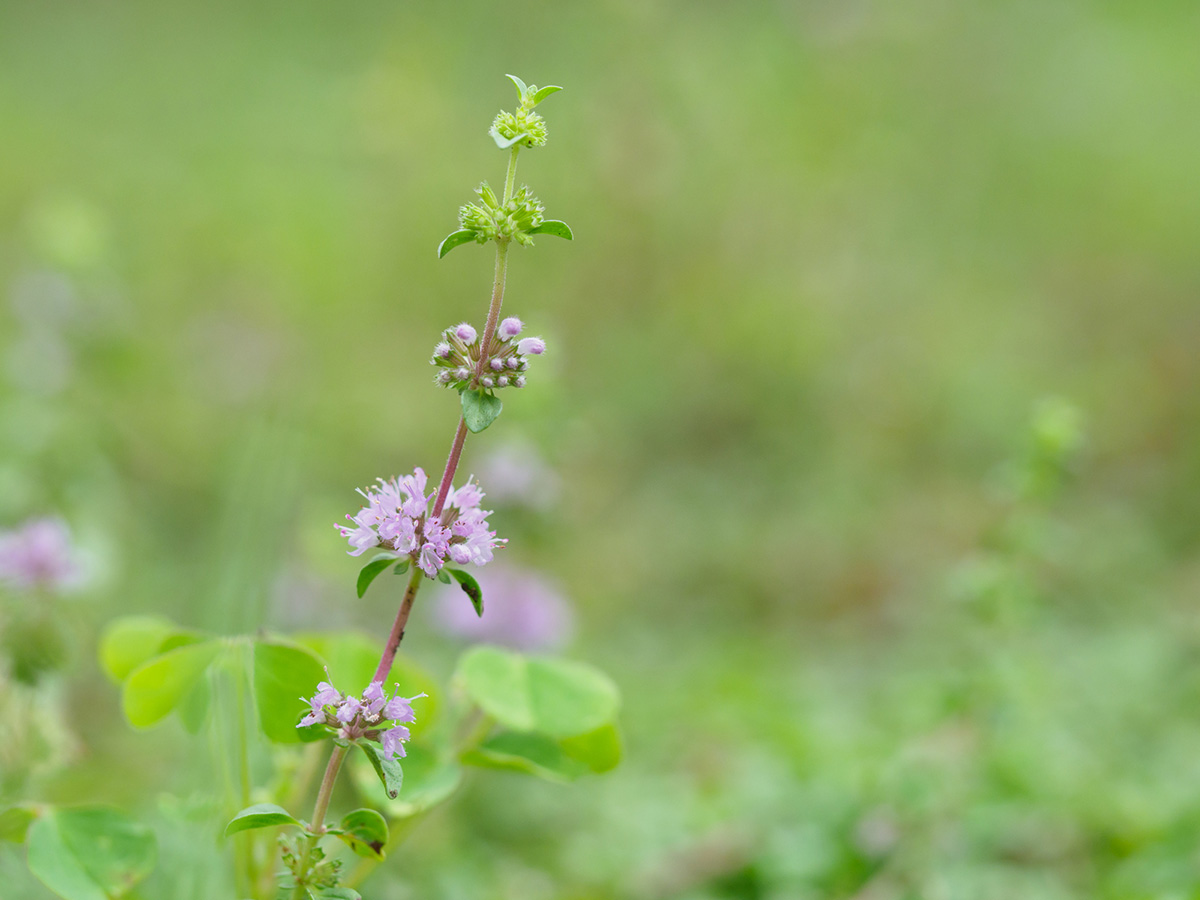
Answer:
(499, 317, 523, 340)
(455, 323, 477, 343)
(517, 337, 545, 356)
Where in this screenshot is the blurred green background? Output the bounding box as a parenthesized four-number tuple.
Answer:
(2, 0, 1200, 897)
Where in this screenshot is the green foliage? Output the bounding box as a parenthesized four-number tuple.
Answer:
(0, 804, 38, 842)
(445, 567, 483, 616)
(436, 229, 476, 258)
(455, 646, 620, 738)
(348, 742, 462, 819)
(526, 220, 573, 240)
(223, 803, 301, 837)
(358, 742, 404, 800)
(99, 616, 182, 683)
(461, 732, 587, 783)
(355, 554, 399, 598)
(461, 389, 502, 433)
(333, 808, 388, 860)
(121, 640, 222, 729)
(26, 807, 156, 900)
(309, 889, 361, 900)
(252, 640, 327, 743)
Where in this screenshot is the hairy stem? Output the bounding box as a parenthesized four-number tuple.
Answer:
(503, 145, 520, 204)
(372, 564, 424, 684)
(290, 744, 347, 900)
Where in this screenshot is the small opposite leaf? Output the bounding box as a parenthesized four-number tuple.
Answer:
(223, 804, 301, 837)
(27, 806, 156, 900)
(394, 560, 410, 576)
(436, 568, 452, 585)
(531, 85, 563, 106)
(0, 804, 38, 842)
(359, 743, 404, 800)
(446, 568, 483, 617)
(461, 389, 502, 434)
(504, 74, 528, 98)
(335, 808, 388, 860)
(357, 554, 398, 599)
(489, 127, 528, 150)
(527, 220, 573, 240)
(438, 230, 477, 259)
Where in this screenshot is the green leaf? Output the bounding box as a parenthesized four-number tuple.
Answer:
(505, 73, 528, 98)
(253, 640, 327, 743)
(489, 127, 528, 150)
(0, 804, 38, 842)
(559, 722, 623, 773)
(356, 554, 398, 599)
(99, 616, 181, 683)
(461, 389, 502, 434)
(27, 806, 156, 900)
(394, 559, 410, 576)
(527, 220, 573, 240)
(122, 640, 222, 729)
(223, 803, 301, 837)
(462, 732, 586, 783)
(438, 229, 477, 258)
(358, 743, 403, 800)
(348, 741, 461, 820)
(334, 808, 388, 860)
(176, 670, 211, 734)
(455, 647, 620, 738)
(531, 85, 563, 106)
(445, 568, 483, 617)
(310, 889, 361, 900)
(436, 568, 451, 585)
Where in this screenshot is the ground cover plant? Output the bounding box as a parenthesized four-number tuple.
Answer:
(0, 76, 622, 899)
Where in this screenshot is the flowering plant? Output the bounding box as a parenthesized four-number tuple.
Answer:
(0, 75, 620, 900)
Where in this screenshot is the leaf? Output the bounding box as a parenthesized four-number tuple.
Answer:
(27, 806, 156, 900)
(356, 554, 398, 599)
(223, 804, 301, 837)
(334, 808, 388, 860)
(531, 85, 563, 106)
(504, 73, 528, 98)
(436, 567, 451, 585)
(461, 389, 502, 434)
(122, 640, 222, 729)
(394, 559, 410, 576)
(310, 889, 361, 900)
(99, 616, 181, 683)
(176, 670, 211, 734)
(559, 722, 623, 773)
(438, 229, 477, 258)
(489, 126, 528, 150)
(348, 741, 461, 820)
(0, 804, 38, 842)
(455, 647, 620, 738)
(445, 568, 483, 617)
(527, 220, 573, 240)
(461, 732, 586, 783)
(358, 743, 404, 800)
(253, 640, 327, 743)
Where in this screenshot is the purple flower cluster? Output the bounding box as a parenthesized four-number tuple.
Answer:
(335, 468, 505, 578)
(299, 675, 426, 758)
(434, 564, 573, 652)
(431, 317, 546, 392)
(0, 517, 82, 592)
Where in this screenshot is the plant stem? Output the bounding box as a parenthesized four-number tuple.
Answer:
(503, 145, 520, 204)
(290, 744, 347, 900)
(372, 564, 424, 684)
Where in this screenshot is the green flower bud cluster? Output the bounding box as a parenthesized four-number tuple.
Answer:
(487, 75, 562, 151)
(458, 182, 545, 247)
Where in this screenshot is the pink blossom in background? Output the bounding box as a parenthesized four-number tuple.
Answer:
(0, 517, 83, 592)
(433, 564, 573, 652)
(473, 439, 560, 509)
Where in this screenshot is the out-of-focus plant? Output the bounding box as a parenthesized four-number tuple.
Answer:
(0, 75, 620, 900)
